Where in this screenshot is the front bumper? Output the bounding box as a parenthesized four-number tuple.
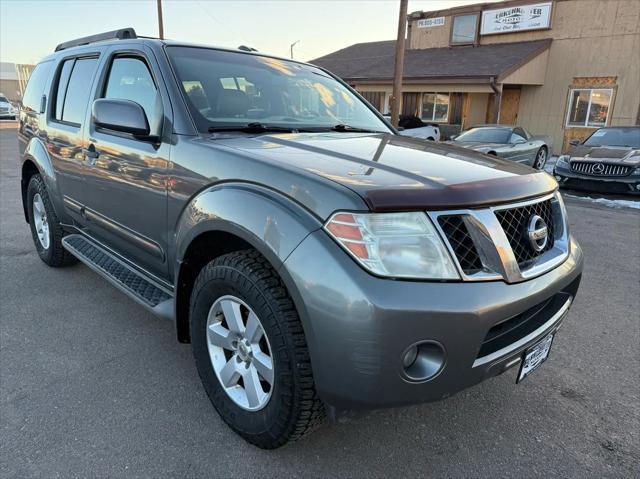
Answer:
(554, 165, 640, 195)
(281, 230, 583, 410)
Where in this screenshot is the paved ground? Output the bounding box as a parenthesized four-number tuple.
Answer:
(1, 124, 639, 478)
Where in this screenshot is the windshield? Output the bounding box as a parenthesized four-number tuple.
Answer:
(167, 47, 391, 134)
(0, 96, 9, 103)
(583, 128, 640, 148)
(455, 127, 511, 143)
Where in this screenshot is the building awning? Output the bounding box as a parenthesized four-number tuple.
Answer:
(312, 39, 552, 85)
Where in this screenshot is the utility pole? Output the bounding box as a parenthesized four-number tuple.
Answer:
(290, 40, 300, 59)
(390, 0, 408, 128)
(157, 0, 165, 39)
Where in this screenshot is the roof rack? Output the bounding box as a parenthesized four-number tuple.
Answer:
(55, 28, 137, 52)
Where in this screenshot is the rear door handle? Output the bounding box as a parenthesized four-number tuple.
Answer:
(83, 144, 100, 164)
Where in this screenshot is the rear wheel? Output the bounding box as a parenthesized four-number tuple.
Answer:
(190, 249, 325, 448)
(534, 147, 548, 170)
(27, 174, 77, 267)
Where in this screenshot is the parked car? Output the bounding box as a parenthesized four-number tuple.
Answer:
(384, 114, 440, 141)
(19, 29, 583, 449)
(554, 127, 640, 195)
(0, 94, 18, 120)
(450, 124, 551, 170)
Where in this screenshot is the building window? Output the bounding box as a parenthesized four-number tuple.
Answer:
(422, 93, 449, 122)
(566, 88, 612, 127)
(451, 13, 479, 45)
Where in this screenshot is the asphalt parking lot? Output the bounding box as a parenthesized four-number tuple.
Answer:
(1, 123, 638, 478)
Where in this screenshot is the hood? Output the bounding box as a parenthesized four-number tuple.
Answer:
(211, 132, 556, 211)
(569, 145, 640, 164)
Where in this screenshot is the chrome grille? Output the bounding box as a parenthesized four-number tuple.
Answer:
(570, 161, 632, 177)
(430, 194, 569, 283)
(495, 199, 555, 267)
(437, 216, 482, 275)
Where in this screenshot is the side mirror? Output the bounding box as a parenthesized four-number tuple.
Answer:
(512, 138, 526, 145)
(569, 139, 580, 146)
(396, 126, 405, 131)
(92, 99, 151, 137)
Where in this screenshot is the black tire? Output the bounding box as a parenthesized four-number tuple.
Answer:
(190, 249, 325, 449)
(533, 146, 548, 170)
(27, 174, 77, 267)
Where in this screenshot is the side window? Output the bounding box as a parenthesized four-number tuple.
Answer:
(103, 57, 158, 122)
(53, 59, 74, 120)
(509, 131, 526, 143)
(53, 57, 99, 125)
(514, 127, 528, 140)
(22, 61, 53, 112)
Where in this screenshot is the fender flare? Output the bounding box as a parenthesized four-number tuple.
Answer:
(173, 182, 322, 268)
(172, 182, 323, 342)
(21, 137, 66, 223)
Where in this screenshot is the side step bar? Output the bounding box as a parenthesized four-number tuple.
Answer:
(62, 234, 174, 320)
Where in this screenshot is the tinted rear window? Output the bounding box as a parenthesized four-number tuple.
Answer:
(57, 57, 99, 125)
(22, 61, 53, 112)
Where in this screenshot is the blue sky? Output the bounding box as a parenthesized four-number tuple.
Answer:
(0, 0, 497, 65)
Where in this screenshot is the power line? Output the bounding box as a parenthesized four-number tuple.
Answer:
(194, 0, 255, 48)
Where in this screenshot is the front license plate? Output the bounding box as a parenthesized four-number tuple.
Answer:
(517, 333, 554, 383)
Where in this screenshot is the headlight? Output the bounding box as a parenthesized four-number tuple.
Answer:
(556, 155, 570, 167)
(324, 211, 459, 279)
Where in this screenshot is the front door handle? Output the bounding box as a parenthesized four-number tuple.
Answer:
(83, 144, 100, 164)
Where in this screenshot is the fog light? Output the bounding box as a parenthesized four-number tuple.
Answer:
(635, 184, 640, 191)
(554, 175, 562, 181)
(401, 341, 446, 382)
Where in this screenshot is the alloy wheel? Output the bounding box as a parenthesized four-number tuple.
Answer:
(535, 149, 547, 170)
(32, 193, 50, 249)
(206, 295, 274, 411)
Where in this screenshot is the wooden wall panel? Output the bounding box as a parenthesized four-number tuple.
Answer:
(499, 88, 521, 125)
(359, 91, 384, 112)
(402, 92, 421, 116)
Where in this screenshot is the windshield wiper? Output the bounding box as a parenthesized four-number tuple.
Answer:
(330, 124, 384, 133)
(208, 122, 302, 134)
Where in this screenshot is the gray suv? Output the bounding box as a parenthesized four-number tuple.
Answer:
(18, 29, 583, 449)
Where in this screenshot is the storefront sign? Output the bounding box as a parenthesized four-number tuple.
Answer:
(480, 2, 552, 35)
(417, 17, 445, 28)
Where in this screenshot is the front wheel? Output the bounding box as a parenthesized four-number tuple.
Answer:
(533, 147, 548, 170)
(190, 249, 325, 448)
(27, 174, 77, 267)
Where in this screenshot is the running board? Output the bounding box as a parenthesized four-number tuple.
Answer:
(62, 234, 174, 320)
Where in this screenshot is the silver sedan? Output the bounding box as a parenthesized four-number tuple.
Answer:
(449, 124, 551, 170)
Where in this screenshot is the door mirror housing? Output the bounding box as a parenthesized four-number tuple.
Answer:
(569, 139, 581, 146)
(511, 138, 526, 145)
(92, 99, 152, 138)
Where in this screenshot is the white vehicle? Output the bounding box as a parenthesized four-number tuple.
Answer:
(0, 94, 18, 120)
(384, 115, 441, 141)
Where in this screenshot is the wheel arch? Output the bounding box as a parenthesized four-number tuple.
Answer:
(21, 138, 64, 223)
(173, 183, 322, 343)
